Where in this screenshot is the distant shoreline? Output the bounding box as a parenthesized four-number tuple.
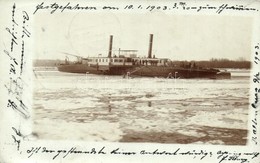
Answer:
(33, 59, 251, 69)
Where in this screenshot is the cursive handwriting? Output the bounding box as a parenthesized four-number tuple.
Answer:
(4, 50, 18, 75)
(252, 87, 260, 109)
(6, 4, 18, 52)
(251, 43, 260, 145)
(251, 87, 259, 145)
(3, 3, 31, 119)
(253, 72, 260, 83)
(110, 148, 136, 155)
(254, 44, 259, 64)
(20, 11, 30, 75)
(217, 151, 259, 163)
(25, 146, 260, 163)
(7, 99, 29, 119)
(27, 146, 106, 159)
(11, 127, 24, 151)
(140, 148, 180, 155)
(11, 135, 21, 151)
(140, 148, 211, 160)
(128, 3, 258, 13)
(3, 3, 31, 153)
(142, 3, 258, 14)
(33, 2, 259, 15)
(22, 11, 30, 38)
(33, 2, 97, 14)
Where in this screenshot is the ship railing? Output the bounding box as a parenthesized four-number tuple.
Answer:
(110, 62, 129, 66)
(129, 65, 145, 74)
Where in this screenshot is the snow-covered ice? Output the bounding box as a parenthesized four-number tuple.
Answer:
(32, 70, 250, 145)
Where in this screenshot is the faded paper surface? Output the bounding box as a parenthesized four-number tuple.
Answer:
(0, 0, 259, 163)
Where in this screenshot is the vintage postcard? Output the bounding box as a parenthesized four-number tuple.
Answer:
(0, 0, 259, 162)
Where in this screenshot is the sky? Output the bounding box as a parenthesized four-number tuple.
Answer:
(34, 12, 253, 61)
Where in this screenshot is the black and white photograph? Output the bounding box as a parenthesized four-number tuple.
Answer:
(0, 1, 259, 163)
(33, 11, 251, 145)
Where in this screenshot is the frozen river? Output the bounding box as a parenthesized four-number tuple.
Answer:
(33, 69, 250, 145)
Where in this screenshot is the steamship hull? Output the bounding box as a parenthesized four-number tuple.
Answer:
(129, 66, 220, 78)
(57, 64, 231, 79)
(57, 64, 102, 74)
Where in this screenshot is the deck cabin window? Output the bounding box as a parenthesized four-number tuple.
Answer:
(126, 58, 132, 62)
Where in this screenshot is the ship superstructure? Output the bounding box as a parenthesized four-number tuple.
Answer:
(57, 34, 231, 79)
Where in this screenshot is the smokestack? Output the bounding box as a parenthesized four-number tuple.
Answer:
(108, 35, 113, 58)
(148, 34, 153, 58)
